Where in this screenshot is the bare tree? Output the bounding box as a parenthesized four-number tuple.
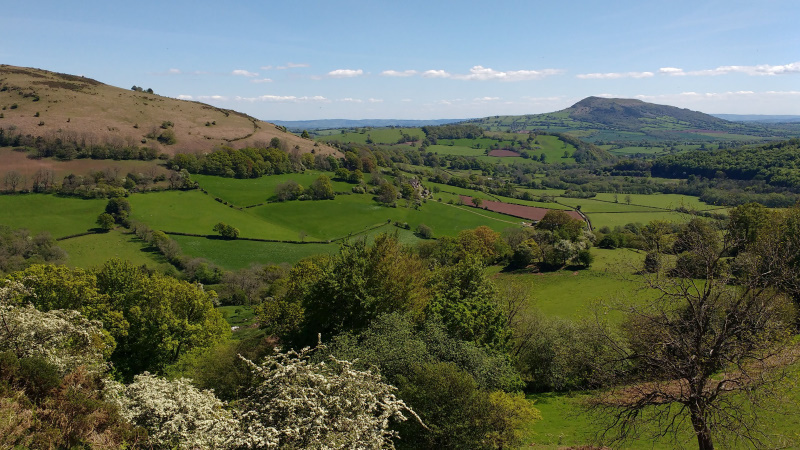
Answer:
(588, 218, 798, 450)
(3, 170, 24, 192)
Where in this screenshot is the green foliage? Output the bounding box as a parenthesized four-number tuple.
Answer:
(9, 260, 230, 379)
(427, 256, 511, 352)
(415, 223, 433, 239)
(213, 221, 240, 239)
(394, 361, 539, 450)
(96, 212, 115, 230)
(308, 174, 335, 200)
(279, 234, 430, 345)
(0, 225, 65, 275)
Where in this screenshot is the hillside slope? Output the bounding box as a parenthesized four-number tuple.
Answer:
(464, 97, 790, 143)
(0, 65, 336, 156)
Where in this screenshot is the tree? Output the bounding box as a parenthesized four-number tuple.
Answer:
(106, 373, 239, 449)
(300, 129, 310, 139)
(472, 197, 483, 208)
(274, 179, 304, 201)
(237, 344, 421, 449)
(3, 170, 24, 192)
(309, 174, 335, 200)
(96, 213, 115, 231)
(415, 223, 433, 239)
(213, 222, 239, 239)
(376, 181, 398, 205)
(588, 219, 797, 450)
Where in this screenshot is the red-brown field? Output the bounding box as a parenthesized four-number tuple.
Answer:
(488, 149, 521, 157)
(459, 195, 584, 223)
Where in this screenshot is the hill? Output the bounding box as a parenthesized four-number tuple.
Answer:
(0, 65, 336, 156)
(462, 96, 795, 144)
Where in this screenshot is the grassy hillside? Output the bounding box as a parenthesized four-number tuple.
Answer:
(462, 96, 794, 146)
(0, 64, 337, 156)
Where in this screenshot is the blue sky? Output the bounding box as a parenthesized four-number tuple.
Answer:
(2, 0, 799, 120)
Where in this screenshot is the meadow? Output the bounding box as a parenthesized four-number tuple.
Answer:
(0, 194, 106, 237)
(58, 228, 169, 269)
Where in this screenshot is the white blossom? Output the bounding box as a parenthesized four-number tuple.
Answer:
(237, 345, 422, 449)
(0, 280, 106, 373)
(105, 374, 239, 449)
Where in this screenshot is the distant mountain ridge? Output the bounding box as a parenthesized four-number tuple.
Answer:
(269, 118, 464, 131)
(462, 97, 798, 144)
(712, 114, 800, 124)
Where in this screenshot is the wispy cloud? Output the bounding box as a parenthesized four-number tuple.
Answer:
(177, 94, 193, 100)
(327, 69, 364, 78)
(235, 95, 330, 103)
(280, 62, 310, 69)
(422, 66, 562, 81)
(474, 96, 500, 102)
(659, 62, 800, 77)
(251, 78, 273, 83)
(167, 68, 181, 75)
(195, 95, 229, 101)
(368, 98, 383, 103)
(381, 70, 418, 77)
(577, 71, 654, 79)
(232, 69, 259, 77)
(339, 98, 363, 103)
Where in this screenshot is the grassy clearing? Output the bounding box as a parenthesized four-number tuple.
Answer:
(492, 248, 646, 321)
(218, 305, 264, 341)
(0, 194, 106, 238)
(587, 211, 694, 229)
(128, 190, 300, 240)
(192, 171, 355, 207)
(592, 192, 721, 211)
(59, 229, 168, 269)
(172, 235, 338, 269)
(249, 194, 521, 241)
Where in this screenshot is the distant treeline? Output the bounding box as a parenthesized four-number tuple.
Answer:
(652, 138, 800, 188)
(0, 127, 161, 161)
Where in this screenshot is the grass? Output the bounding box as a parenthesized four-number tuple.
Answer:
(58, 228, 169, 269)
(192, 171, 356, 207)
(492, 248, 647, 321)
(128, 190, 300, 240)
(0, 194, 106, 238)
(217, 305, 264, 341)
(172, 235, 338, 269)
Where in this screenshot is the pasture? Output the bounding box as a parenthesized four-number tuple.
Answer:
(58, 229, 168, 269)
(193, 171, 356, 207)
(0, 194, 106, 237)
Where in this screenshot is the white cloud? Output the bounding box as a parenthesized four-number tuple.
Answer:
(659, 62, 800, 77)
(167, 68, 181, 75)
(420, 66, 561, 81)
(177, 94, 193, 100)
(422, 69, 451, 78)
(232, 69, 259, 77)
(327, 69, 363, 78)
(251, 78, 273, 83)
(381, 70, 418, 77)
(368, 98, 383, 103)
(280, 62, 310, 69)
(474, 96, 500, 102)
(576, 71, 654, 79)
(196, 95, 229, 101)
(235, 95, 330, 103)
(401, 98, 413, 102)
(339, 98, 363, 103)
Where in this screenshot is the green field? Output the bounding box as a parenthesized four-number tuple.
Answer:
(0, 194, 106, 238)
(193, 171, 356, 207)
(59, 229, 169, 269)
(128, 190, 301, 240)
(173, 235, 338, 269)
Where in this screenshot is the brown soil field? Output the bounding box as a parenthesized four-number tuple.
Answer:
(0, 148, 169, 191)
(488, 149, 521, 157)
(459, 195, 584, 223)
(0, 65, 339, 157)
